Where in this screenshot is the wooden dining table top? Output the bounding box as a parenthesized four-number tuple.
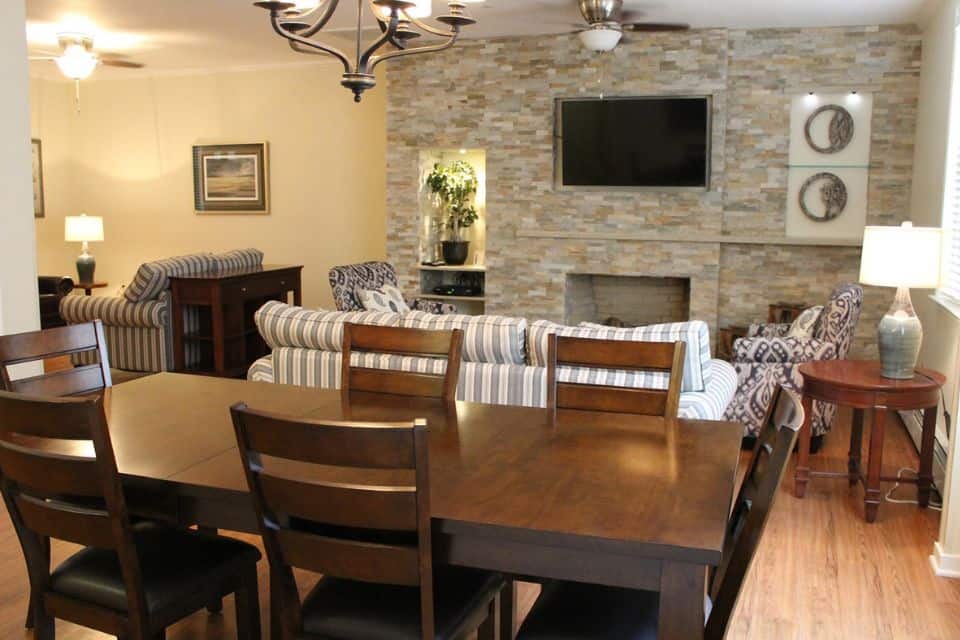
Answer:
(100, 373, 743, 565)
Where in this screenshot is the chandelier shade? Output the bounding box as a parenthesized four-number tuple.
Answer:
(253, 0, 476, 102)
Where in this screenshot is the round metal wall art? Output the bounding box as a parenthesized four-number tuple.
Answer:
(804, 104, 855, 154)
(799, 172, 848, 222)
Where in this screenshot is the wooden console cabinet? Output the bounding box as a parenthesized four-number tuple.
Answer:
(170, 264, 302, 378)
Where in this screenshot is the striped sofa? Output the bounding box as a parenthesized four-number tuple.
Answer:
(247, 302, 737, 420)
(61, 249, 264, 372)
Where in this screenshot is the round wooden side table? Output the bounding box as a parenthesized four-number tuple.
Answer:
(794, 360, 945, 523)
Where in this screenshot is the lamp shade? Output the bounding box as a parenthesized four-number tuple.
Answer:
(64, 215, 104, 243)
(859, 222, 942, 289)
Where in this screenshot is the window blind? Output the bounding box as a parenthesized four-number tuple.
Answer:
(941, 25, 960, 304)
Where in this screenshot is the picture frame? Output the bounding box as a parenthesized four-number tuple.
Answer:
(32, 139, 44, 218)
(192, 142, 269, 214)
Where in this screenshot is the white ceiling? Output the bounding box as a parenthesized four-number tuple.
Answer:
(26, 0, 935, 80)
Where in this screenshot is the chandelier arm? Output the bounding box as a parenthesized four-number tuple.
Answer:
(299, 0, 341, 37)
(404, 14, 456, 38)
(359, 12, 401, 71)
(369, 31, 458, 70)
(271, 13, 352, 73)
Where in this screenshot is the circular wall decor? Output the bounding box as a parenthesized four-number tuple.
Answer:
(804, 104, 855, 154)
(799, 172, 848, 222)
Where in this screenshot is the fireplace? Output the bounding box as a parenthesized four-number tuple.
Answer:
(564, 274, 691, 327)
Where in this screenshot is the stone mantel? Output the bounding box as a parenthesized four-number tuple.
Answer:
(515, 230, 863, 248)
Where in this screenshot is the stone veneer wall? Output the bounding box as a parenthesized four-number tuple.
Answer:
(385, 26, 922, 357)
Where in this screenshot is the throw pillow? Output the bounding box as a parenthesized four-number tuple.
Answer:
(787, 305, 823, 338)
(358, 285, 410, 314)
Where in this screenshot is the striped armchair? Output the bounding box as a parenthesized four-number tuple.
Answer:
(723, 283, 864, 439)
(328, 261, 456, 314)
(60, 249, 263, 372)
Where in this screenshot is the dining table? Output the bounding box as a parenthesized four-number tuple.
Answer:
(96, 373, 743, 640)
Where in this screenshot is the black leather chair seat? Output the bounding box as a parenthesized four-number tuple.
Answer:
(49, 524, 261, 614)
(301, 567, 502, 640)
(517, 582, 659, 640)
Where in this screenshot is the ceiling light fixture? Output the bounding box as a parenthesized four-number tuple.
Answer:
(53, 35, 99, 80)
(253, 0, 477, 103)
(578, 25, 622, 52)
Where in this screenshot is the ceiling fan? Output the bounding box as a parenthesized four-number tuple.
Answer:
(30, 32, 145, 81)
(573, 0, 689, 52)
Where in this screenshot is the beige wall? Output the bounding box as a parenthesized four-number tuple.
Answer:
(1, 0, 39, 337)
(30, 62, 387, 309)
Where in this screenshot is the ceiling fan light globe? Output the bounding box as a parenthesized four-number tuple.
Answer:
(579, 26, 622, 52)
(55, 44, 99, 80)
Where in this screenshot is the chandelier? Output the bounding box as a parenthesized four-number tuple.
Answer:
(253, 1, 477, 102)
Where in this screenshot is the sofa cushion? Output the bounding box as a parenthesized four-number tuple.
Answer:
(255, 302, 400, 351)
(401, 310, 527, 365)
(528, 320, 711, 392)
(212, 248, 264, 271)
(124, 253, 216, 303)
(359, 285, 411, 313)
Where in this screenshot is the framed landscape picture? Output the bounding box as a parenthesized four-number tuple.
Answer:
(192, 142, 268, 213)
(32, 139, 44, 218)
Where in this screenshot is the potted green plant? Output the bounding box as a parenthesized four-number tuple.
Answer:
(425, 160, 478, 265)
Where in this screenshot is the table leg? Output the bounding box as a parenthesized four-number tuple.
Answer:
(499, 579, 516, 640)
(864, 408, 887, 523)
(918, 405, 938, 508)
(848, 408, 864, 486)
(795, 392, 815, 498)
(658, 561, 706, 640)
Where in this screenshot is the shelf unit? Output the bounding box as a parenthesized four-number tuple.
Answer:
(418, 265, 486, 315)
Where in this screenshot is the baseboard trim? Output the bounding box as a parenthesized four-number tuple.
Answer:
(930, 542, 960, 578)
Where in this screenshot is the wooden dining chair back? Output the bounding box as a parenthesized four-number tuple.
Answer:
(0, 390, 148, 635)
(341, 323, 464, 402)
(704, 385, 804, 639)
(231, 405, 436, 639)
(0, 320, 112, 396)
(546, 334, 686, 417)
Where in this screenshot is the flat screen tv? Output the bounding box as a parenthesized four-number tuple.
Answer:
(556, 96, 711, 189)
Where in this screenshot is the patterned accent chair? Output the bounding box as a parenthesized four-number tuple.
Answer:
(328, 261, 456, 314)
(723, 283, 864, 440)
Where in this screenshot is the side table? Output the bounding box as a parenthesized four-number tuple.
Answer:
(76, 281, 108, 296)
(794, 360, 945, 522)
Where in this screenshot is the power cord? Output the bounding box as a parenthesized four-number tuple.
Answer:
(884, 467, 943, 511)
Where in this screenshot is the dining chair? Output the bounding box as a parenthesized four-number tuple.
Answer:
(0, 391, 263, 640)
(546, 334, 686, 417)
(231, 404, 504, 640)
(516, 384, 804, 640)
(0, 320, 114, 629)
(341, 323, 464, 402)
(0, 320, 112, 395)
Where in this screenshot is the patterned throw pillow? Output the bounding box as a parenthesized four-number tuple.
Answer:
(787, 305, 823, 338)
(358, 285, 410, 314)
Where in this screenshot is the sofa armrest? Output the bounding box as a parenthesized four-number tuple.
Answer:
(409, 298, 458, 315)
(747, 323, 791, 338)
(732, 336, 837, 364)
(38, 276, 74, 297)
(60, 295, 168, 329)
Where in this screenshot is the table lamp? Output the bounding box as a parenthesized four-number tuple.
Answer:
(859, 222, 942, 379)
(64, 214, 104, 284)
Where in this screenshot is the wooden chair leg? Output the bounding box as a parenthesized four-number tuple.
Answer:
(33, 605, 54, 640)
(499, 581, 516, 640)
(197, 527, 224, 613)
(476, 593, 499, 640)
(235, 566, 263, 640)
(25, 535, 51, 629)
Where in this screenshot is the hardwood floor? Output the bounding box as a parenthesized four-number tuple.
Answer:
(0, 408, 958, 638)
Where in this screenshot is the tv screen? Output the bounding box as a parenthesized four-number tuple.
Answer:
(557, 96, 711, 188)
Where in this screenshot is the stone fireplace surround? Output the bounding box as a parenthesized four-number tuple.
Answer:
(385, 25, 920, 358)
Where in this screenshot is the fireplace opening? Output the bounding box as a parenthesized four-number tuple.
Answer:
(564, 274, 691, 327)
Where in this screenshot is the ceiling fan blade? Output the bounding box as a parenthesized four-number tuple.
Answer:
(623, 22, 690, 32)
(100, 59, 145, 69)
(28, 56, 58, 61)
